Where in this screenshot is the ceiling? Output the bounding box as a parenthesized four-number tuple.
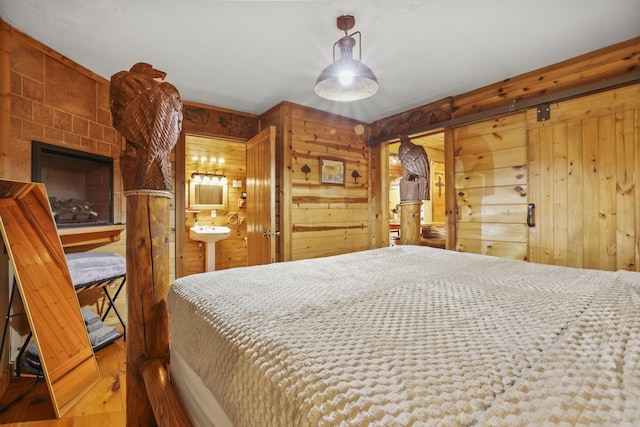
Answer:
(1, 0, 638, 124)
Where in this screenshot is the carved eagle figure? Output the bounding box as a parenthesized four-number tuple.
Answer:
(110, 63, 183, 191)
(398, 134, 430, 201)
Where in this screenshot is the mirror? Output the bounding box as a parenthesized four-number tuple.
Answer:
(189, 180, 227, 209)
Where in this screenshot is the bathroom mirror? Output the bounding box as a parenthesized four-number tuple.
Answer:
(189, 180, 227, 209)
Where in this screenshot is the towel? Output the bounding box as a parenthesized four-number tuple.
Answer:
(82, 308, 100, 325)
(94, 330, 120, 347)
(86, 320, 103, 333)
(89, 325, 118, 346)
(25, 344, 41, 370)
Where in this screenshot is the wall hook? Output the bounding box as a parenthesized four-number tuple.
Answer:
(351, 170, 361, 184)
(301, 164, 311, 181)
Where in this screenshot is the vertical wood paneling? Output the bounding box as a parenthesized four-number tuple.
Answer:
(615, 110, 636, 270)
(527, 83, 640, 271)
(528, 128, 541, 263)
(552, 124, 568, 266)
(582, 117, 599, 268)
(566, 121, 583, 267)
(598, 115, 617, 271)
(539, 125, 554, 265)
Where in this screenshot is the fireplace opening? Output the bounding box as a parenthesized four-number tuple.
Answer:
(32, 141, 114, 228)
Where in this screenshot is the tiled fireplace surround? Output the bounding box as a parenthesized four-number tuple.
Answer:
(6, 27, 124, 225)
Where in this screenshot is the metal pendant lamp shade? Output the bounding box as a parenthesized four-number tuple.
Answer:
(314, 15, 379, 102)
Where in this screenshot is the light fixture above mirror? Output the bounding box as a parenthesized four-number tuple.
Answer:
(189, 172, 228, 210)
(314, 15, 379, 102)
(191, 172, 227, 185)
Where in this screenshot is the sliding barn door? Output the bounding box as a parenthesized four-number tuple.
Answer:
(453, 114, 529, 259)
(527, 83, 640, 271)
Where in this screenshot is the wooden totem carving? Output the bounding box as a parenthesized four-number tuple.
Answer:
(398, 135, 430, 245)
(398, 134, 430, 202)
(110, 62, 183, 191)
(110, 64, 190, 426)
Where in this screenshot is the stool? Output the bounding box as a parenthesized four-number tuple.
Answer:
(65, 252, 127, 345)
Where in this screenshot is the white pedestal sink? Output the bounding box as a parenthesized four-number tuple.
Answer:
(189, 225, 231, 271)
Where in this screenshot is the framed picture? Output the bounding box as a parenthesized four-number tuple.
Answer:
(319, 157, 345, 185)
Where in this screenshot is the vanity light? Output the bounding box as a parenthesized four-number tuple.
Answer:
(191, 172, 227, 185)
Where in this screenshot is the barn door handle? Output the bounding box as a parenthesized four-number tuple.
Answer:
(262, 230, 280, 237)
(527, 203, 535, 227)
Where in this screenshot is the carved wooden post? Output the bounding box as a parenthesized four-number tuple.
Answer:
(110, 63, 187, 426)
(399, 201, 422, 245)
(398, 135, 430, 246)
(124, 189, 172, 425)
(399, 180, 422, 245)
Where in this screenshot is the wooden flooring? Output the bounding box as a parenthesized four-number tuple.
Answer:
(0, 339, 126, 426)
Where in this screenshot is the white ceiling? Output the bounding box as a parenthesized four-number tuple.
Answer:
(1, 0, 639, 124)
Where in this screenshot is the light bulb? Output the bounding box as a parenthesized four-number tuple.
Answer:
(339, 72, 354, 86)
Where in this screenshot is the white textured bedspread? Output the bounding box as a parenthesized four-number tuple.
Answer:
(168, 246, 640, 426)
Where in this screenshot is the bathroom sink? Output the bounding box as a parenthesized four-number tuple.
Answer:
(189, 225, 231, 243)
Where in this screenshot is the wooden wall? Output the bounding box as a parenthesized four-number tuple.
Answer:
(527, 83, 640, 271)
(261, 102, 372, 261)
(453, 115, 529, 259)
(430, 160, 446, 223)
(445, 37, 640, 272)
(449, 82, 640, 272)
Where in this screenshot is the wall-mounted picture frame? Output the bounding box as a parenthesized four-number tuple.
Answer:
(319, 157, 345, 185)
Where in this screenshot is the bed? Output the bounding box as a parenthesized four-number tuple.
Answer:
(167, 245, 640, 426)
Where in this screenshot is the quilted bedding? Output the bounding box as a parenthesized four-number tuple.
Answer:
(168, 245, 640, 426)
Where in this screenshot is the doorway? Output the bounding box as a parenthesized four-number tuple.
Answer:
(388, 132, 446, 246)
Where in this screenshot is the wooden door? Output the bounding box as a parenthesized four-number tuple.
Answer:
(246, 126, 276, 266)
(527, 83, 640, 271)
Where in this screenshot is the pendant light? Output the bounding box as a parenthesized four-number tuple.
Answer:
(314, 15, 379, 102)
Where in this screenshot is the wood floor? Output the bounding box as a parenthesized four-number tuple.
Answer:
(0, 339, 126, 426)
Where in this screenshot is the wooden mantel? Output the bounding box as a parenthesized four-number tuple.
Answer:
(58, 224, 125, 250)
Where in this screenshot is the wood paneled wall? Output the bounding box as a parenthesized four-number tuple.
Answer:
(453, 115, 529, 259)
(261, 102, 372, 261)
(527, 83, 640, 271)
